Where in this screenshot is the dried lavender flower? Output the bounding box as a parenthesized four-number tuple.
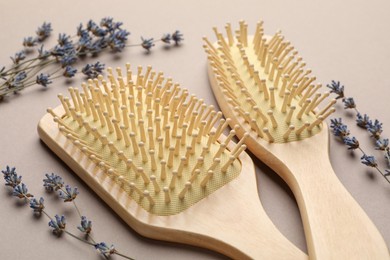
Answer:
(10, 51, 26, 64)
(367, 119, 383, 140)
(36, 73, 52, 87)
(78, 216, 92, 234)
(94, 242, 116, 257)
(63, 66, 77, 78)
(2, 166, 16, 178)
(13, 183, 33, 198)
(48, 214, 66, 234)
(161, 33, 171, 43)
(13, 71, 27, 87)
(107, 29, 130, 52)
(356, 113, 371, 129)
(43, 173, 64, 191)
(59, 185, 79, 202)
(342, 97, 356, 109)
(2, 166, 16, 177)
(326, 80, 344, 99)
(141, 37, 155, 51)
(82, 62, 105, 79)
(37, 45, 50, 60)
(23, 37, 37, 47)
(36, 22, 52, 42)
(361, 154, 378, 168)
(2, 166, 21, 188)
(4, 172, 22, 188)
(375, 138, 389, 151)
(57, 33, 72, 46)
(343, 136, 359, 150)
(172, 30, 184, 45)
(29, 197, 45, 214)
(330, 118, 350, 138)
(59, 50, 78, 68)
(385, 150, 390, 166)
(330, 118, 343, 128)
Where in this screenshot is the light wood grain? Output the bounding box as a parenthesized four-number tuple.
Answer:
(38, 96, 307, 259)
(208, 59, 390, 259)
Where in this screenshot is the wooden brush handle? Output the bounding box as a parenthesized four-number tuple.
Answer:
(280, 141, 389, 259)
(166, 181, 308, 260)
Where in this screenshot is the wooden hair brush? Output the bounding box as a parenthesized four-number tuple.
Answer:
(38, 64, 307, 259)
(204, 21, 389, 259)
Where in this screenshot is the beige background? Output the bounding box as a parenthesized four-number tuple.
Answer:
(0, 0, 389, 259)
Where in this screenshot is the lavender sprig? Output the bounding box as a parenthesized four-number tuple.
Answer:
(0, 18, 183, 100)
(330, 119, 390, 184)
(2, 166, 134, 259)
(328, 80, 390, 179)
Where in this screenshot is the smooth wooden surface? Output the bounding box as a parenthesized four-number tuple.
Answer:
(38, 99, 307, 259)
(208, 61, 390, 259)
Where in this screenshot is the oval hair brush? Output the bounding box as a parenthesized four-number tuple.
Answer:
(37, 64, 307, 259)
(204, 21, 389, 259)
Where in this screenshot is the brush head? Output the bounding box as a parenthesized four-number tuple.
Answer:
(49, 64, 247, 216)
(204, 21, 335, 143)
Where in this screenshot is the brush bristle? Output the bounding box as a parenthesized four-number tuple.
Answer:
(50, 64, 246, 216)
(204, 21, 335, 143)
